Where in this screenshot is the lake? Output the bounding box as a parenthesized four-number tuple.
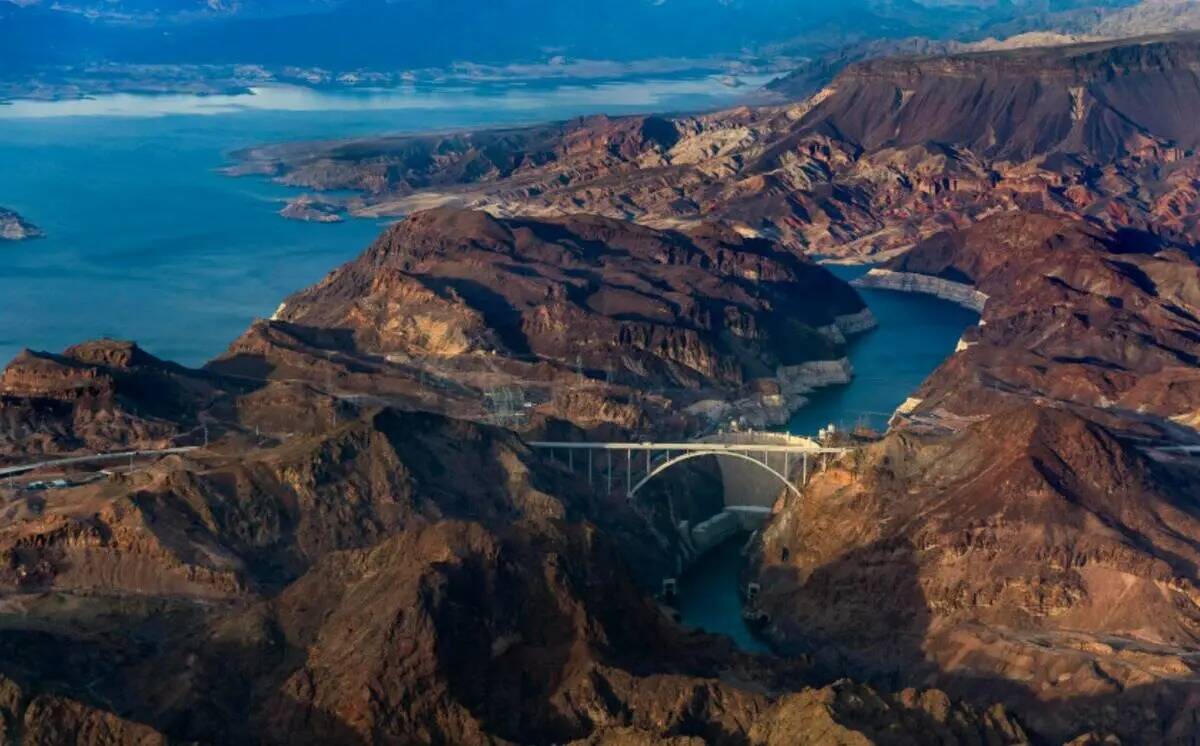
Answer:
(788, 265, 981, 436)
(0, 74, 984, 652)
(678, 267, 979, 651)
(0, 75, 977, 654)
(0, 75, 768, 367)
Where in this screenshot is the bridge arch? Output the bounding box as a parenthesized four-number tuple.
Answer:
(628, 450, 802, 500)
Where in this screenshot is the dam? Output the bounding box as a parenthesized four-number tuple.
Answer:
(678, 264, 982, 651)
(528, 436, 847, 555)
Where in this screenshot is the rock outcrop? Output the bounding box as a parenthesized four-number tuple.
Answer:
(279, 195, 344, 223)
(752, 211, 1200, 743)
(0, 340, 238, 462)
(0, 207, 41, 241)
(889, 212, 1200, 431)
(230, 32, 1200, 262)
(853, 270, 988, 312)
(209, 208, 872, 435)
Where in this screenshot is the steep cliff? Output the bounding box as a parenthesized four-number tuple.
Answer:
(752, 211, 1200, 743)
(209, 208, 872, 435)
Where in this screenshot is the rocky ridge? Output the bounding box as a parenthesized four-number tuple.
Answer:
(752, 211, 1200, 743)
(209, 207, 874, 438)
(231, 32, 1200, 263)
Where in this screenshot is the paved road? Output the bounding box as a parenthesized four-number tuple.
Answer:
(0, 447, 199, 478)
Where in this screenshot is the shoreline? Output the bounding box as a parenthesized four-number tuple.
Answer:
(852, 268, 989, 313)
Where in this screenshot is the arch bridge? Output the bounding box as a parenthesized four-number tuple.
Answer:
(528, 439, 851, 509)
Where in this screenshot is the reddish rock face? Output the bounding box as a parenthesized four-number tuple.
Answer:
(754, 211, 1200, 743)
(800, 36, 1200, 160)
(209, 208, 869, 436)
(231, 33, 1200, 263)
(268, 207, 863, 365)
(0, 340, 235, 461)
(888, 212, 1200, 430)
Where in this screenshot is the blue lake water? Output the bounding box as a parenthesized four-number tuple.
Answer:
(788, 265, 980, 437)
(0, 76, 767, 367)
(0, 75, 977, 655)
(678, 265, 978, 652)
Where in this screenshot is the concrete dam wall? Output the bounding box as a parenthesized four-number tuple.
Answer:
(699, 431, 820, 511)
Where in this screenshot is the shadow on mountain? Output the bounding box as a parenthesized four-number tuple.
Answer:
(760, 536, 934, 686)
(763, 535, 1200, 743)
(422, 276, 532, 355)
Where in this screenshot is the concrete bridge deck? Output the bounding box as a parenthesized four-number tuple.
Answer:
(531, 436, 853, 556)
(529, 438, 851, 504)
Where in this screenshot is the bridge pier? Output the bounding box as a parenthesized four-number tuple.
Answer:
(626, 448, 632, 498)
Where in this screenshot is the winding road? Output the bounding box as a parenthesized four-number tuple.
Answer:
(0, 447, 199, 478)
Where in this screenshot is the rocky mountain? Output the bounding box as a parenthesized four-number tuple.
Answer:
(0, 340, 243, 460)
(232, 31, 1200, 263)
(753, 212, 1200, 743)
(209, 208, 873, 437)
(804, 35, 1200, 159)
(0, 217, 1022, 743)
(867, 212, 1200, 431)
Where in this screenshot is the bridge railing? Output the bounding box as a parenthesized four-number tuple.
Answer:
(527, 441, 852, 499)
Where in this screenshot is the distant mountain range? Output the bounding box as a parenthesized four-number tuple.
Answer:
(0, 0, 1147, 72)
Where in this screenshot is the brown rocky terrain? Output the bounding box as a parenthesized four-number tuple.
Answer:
(0, 340, 241, 461)
(9, 207, 1188, 744)
(1, 213, 1195, 742)
(209, 207, 873, 437)
(230, 32, 1200, 263)
(873, 211, 1200, 433)
(4, 25, 1200, 746)
(2, 209, 1002, 743)
(0, 390, 1029, 744)
(753, 212, 1200, 743)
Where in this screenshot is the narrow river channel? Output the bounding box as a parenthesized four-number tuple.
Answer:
(675, 264, 980, 651)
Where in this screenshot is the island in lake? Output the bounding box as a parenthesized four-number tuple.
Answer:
(0, 207, 41, 241)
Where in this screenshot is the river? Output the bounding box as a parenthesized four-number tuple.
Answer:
(675, 265, 979, 652)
